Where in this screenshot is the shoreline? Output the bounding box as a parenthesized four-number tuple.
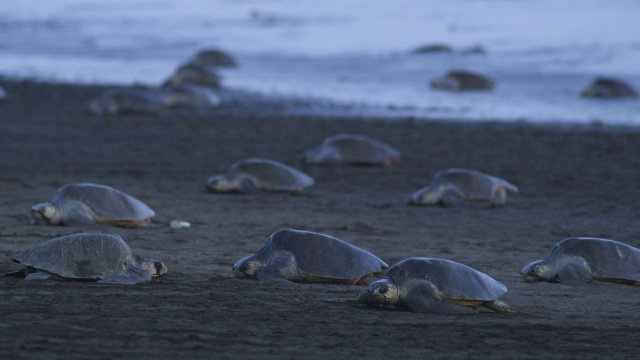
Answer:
(1, 78, 640, 358)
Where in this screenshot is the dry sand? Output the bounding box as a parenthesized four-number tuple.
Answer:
(1, 80, 640, 359)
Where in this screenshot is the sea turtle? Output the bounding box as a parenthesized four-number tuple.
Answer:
(232, 229, 388, 284)
(206, 158, 314, 194)
(411, 43, 453, 54)
(430, 70, 496, 91)
(31, 183, 155, 227)
(163, 83, 221, 110)
(407, 168, 518, 207)
(190, 49, 237, 68)
(358, 257, 513, 313)
(7, 233, 167, 284)
(581, 77, 638, 99)
(84, 88, 165, 115)
(162, 63, 221, 88)
(521, 237, 640, 285)
(299, 134, 401, 166)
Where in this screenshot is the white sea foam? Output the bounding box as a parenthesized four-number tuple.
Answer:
(1, 0, 639, 124)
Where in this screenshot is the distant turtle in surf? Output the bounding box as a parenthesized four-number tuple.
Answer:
(163, 83, 221, 110)
(31, 183, 155, 227)
(581, 77, 638, 99)
(299, 134, 401, 166)
(7, 233, 167, 284)
(190, 49, 237, 68)
(162, 63, 221, 88)
(521, 237, 640, 285)
(411, 43, 453, 54)
(407, 168, 518, 207)
(206, 158, 314, 194)
(84, 88, 164, 115)
(358, 257, 513, 313)
(232, 229, 388, 284)
(430, 70, 496, 91)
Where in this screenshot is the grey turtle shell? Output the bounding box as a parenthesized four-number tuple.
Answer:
(207, 159, 314, 193)
(190, 49, 237, 68)
(525, 238, 640, 283)
(11, 233, 164, 284)
(387, 257, 507, 302)
(300, 134, 401, 165)
(33, 183, 155, 226)
(408, 168, 518, 206)
(237, 229, 388, 282)
(430, 70, 496, 91)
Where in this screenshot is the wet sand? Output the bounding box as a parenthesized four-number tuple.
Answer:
(1, 79, 640, 359)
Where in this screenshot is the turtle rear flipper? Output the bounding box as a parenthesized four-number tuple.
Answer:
(99, 267, 152, 285)
(482, 300, 514, 313)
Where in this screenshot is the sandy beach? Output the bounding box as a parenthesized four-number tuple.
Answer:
(1, 79, 640, 359)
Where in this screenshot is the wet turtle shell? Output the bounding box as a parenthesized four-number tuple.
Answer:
(232, 229, 388, 284)
(31, 183, 155, 227)
(430, 70, 495, 91)
(300, 134, 401, 166)
(359, 257, 512, 313)
(9, 233, 167, 284)
(521, 237, 640, 285)
(190, 49, 237, 68)
(407, 168, 518, 207)
(581, 77, 638, 99)
(206, 159, 314, 194)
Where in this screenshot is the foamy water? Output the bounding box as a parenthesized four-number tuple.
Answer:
(1, 0, 639, 124)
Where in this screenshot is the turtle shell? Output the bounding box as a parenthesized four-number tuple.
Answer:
(261, 229, 388, 281)
(434, 169, 518, 200)
(387, 257, 506, 302)
(229, 159, 314, 192)
(302, 134, 400, 165)
(549, 238, 640, 282)
(13, 233, 131, 280)
(52, 183, 155, 224)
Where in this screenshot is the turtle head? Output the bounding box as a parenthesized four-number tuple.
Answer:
(521, 260, 553, 282)
(136, 256, 168, 278)
(206, 175, 234, 193)
(31, 202, 62, 225)
(232, 255, 263, 279)
(358, 279, 399, 307)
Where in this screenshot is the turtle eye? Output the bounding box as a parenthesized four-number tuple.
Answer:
(154, 262, 164, 275)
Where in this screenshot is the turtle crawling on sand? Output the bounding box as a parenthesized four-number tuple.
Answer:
(521, 237, 640, 285)
(31, 183, 155, 227)
(299, 134, 401, 166)
(7, 233, 167, 284)
(84, 88, 165, 116)
(207, 159, 314, 194)
(407, 168, 518, 207)
(430, 70, 495, 91)
(581, 77, 638, 99)
(358, 257, 513, 313)
(233, 229, 388, 284)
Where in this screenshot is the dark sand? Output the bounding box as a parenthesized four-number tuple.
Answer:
(1, 80, 640, 359)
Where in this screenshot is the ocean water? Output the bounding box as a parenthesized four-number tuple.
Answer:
(1, 0, 639, 124)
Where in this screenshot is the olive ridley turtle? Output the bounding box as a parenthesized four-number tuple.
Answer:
(7, 233, 167, 284)
(299, 134, 401, 166)
(358, 257, 513, 313)
(233, 229, 388, 284)
(430, 70, 495, 91)
(207, 159, 314, 194)
(581, 77, 638, 99)
(407, 168, 518, 207)
(521, 237, 640, 285)
(31, 183, 155, 227)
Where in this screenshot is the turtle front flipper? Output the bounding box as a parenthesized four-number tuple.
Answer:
(99, 267, 153, 285)
(402, 281, 447, 313)
(256, 251, 300, 282)
(557, 257, 593, 283)
(239, 177, 261, 194)
(62, 203, 96, 225)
